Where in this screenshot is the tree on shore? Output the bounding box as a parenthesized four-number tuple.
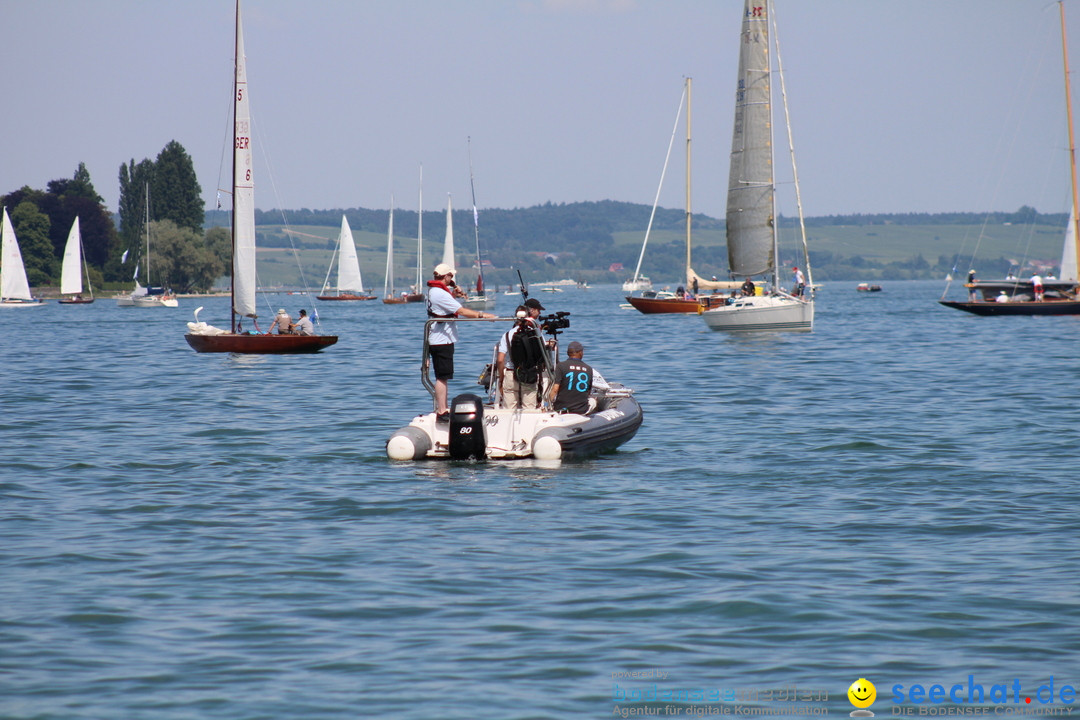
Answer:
(148, 220, 224, 293)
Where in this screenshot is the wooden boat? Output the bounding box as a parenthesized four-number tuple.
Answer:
(627, 78, 741, 315)
(58, 217, 94, 303)
(701, 0, 814, 333)
(940, 3, 1080, 318)
(316, 215, 376, 301)
(185, 0, 337, 354)
(0, 208, 45, 308)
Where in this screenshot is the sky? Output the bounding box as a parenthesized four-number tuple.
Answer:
(3, 0, 1080, 220)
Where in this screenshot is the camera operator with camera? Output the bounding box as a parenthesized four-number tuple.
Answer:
(495, 298, 548, 409)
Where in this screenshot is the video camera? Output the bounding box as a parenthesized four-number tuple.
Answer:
(539, 311, 571, 335)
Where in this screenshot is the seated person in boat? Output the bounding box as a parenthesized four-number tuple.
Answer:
(269, 308, 293, 334)
(741, 278, 755, 297)
(294, 309, 314, 335)
(547, 340, 593, 415)
(496, 300, 546, 409)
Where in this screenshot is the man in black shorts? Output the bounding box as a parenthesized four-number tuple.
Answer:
(547, 340, 593, 414)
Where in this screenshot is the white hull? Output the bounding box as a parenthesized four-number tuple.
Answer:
(0, 299, 45, 308)
(622, 278, 652, 292)
(461, 294, 495, 311)
(132, 295, 178, 308)
(116, 296, 135, 307)
(701, 295, 813, 332)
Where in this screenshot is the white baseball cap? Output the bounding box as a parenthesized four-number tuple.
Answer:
(434, 263, 455, 276)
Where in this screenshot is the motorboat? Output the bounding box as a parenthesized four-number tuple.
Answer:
(386, 315, 643, 461)
(856, 283, 882, 292)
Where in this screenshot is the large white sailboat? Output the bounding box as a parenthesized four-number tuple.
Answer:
(0, 208, 45, 308)
(702, 0, 814, 333)
(185, 0, 337, 353)
(58, 217, 94, 304)
(317, 215, 375, 301)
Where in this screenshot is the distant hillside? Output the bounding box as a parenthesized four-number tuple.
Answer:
(209, 201, 1070, 287)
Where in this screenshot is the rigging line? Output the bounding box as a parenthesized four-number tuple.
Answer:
(468, 137, 486, 293)
(631, 82, 687, 285)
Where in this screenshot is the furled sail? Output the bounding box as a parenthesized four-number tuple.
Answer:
(726, 0, 774, 278)
(1061, 205, 1078, 283)
(441, 195, 454, 270)
(232, 0, 257, 320)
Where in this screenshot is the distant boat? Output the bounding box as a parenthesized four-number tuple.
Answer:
(461, 139, 496, 312)
(58, 217, 94, 304)
(317, 214, 376, 301)
(626, 77, 737, 315)
(119, 185, 177, 308)
(940, 1, 1080, 317)
(185, 0, 337, 353)
(0, 208, 45, 308)
(384, 168, 423, 304)
(701, 0, 814, 333)
(856, 283, 882, 293)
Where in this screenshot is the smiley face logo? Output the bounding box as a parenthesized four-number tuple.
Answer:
(848, 678, 876, 712)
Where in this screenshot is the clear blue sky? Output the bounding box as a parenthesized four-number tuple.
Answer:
(3, 0, 1078, 219)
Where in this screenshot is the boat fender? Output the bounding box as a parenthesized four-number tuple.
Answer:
(387, 426, 432, 461)
(448, 393, 487, 460)
(531, 428, 563, 460)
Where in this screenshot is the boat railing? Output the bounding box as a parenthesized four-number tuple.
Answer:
(421, 317, 559, 410)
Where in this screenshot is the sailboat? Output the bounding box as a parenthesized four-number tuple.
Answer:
(461, 138, 496, 312)
(317, 214, 376, 301)
(627, 78, 738, 314)
(58, 217, 94, 304)
(119, 185, 178, 308)
(701, 0, 814, 333)
(0, 208, 45, 308)
(384, 183, 424, 304)
(940, 1, 1080, 316)
(438, 194, 486, 308)
(185, 0, 337, 353)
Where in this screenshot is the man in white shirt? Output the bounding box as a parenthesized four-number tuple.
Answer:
(427, 263, 495, 419)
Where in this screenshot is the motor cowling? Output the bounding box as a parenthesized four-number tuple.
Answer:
(448, 393, 486, 460)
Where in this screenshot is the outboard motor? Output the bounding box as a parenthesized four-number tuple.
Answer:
(448, 393, 486, 460)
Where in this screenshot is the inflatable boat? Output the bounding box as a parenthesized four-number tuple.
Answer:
(386, 315, 643, 461)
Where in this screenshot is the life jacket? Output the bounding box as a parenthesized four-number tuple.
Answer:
(426, 280, 458, 318)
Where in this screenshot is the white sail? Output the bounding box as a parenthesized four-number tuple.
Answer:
(232, 0, 257, 320)
(415, 166, 423, 291)
(441, 195, 454, 270)
(383, 204, 395, 297)
(726, 0, 774, 278)
(60, 217, 83, 296)
(1061, 205, 1078, 283)
(337, 215, 364, 293)
(1, 209, 34, 301)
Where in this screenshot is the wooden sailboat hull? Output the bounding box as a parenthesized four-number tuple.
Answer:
(58, 297, 95, 304)
(184, 333, 338, 354)
(939, 299, 1080, 316)
(625, 296, 727, 314)
(316, 294, 377, 301)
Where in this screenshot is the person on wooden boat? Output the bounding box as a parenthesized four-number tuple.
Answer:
(967, 270, 977, 301)
(547, 341, 594, 415)
(294, 309, 314, 335)
(268, 308, 293, 335)
(792, 266, 806, 297)
(496, 301, 545, 410)
(427, 263, 495, 420)
(995, 291, 1009, 303)
(1031, 272, 1044, 301)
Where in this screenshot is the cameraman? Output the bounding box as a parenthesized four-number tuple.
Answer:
(495, 298, 546, 409)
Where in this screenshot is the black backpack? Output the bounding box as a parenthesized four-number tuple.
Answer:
(509, 324, 544, 384)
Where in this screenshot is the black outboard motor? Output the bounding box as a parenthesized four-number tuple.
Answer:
(448, 393, 486, 460)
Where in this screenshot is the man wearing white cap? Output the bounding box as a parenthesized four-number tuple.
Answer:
(268, 308, 293, 335)
(427, 263, 495, 420)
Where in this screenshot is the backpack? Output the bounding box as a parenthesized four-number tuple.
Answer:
(509, 324, 544, 384)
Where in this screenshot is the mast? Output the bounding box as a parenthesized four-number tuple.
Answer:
(144, 184, 150, 287)
(468, 137, 486, 295)
(1062, 0, 1080, 285)
(416, 164, 423, 291)
(230, 0, 239, 332)
(685, 77, 692, 284)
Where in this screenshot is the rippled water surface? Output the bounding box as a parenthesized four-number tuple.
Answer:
(2, 282, 1079, 719)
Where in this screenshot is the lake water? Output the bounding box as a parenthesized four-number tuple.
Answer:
(2, 281, 1079, 719)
